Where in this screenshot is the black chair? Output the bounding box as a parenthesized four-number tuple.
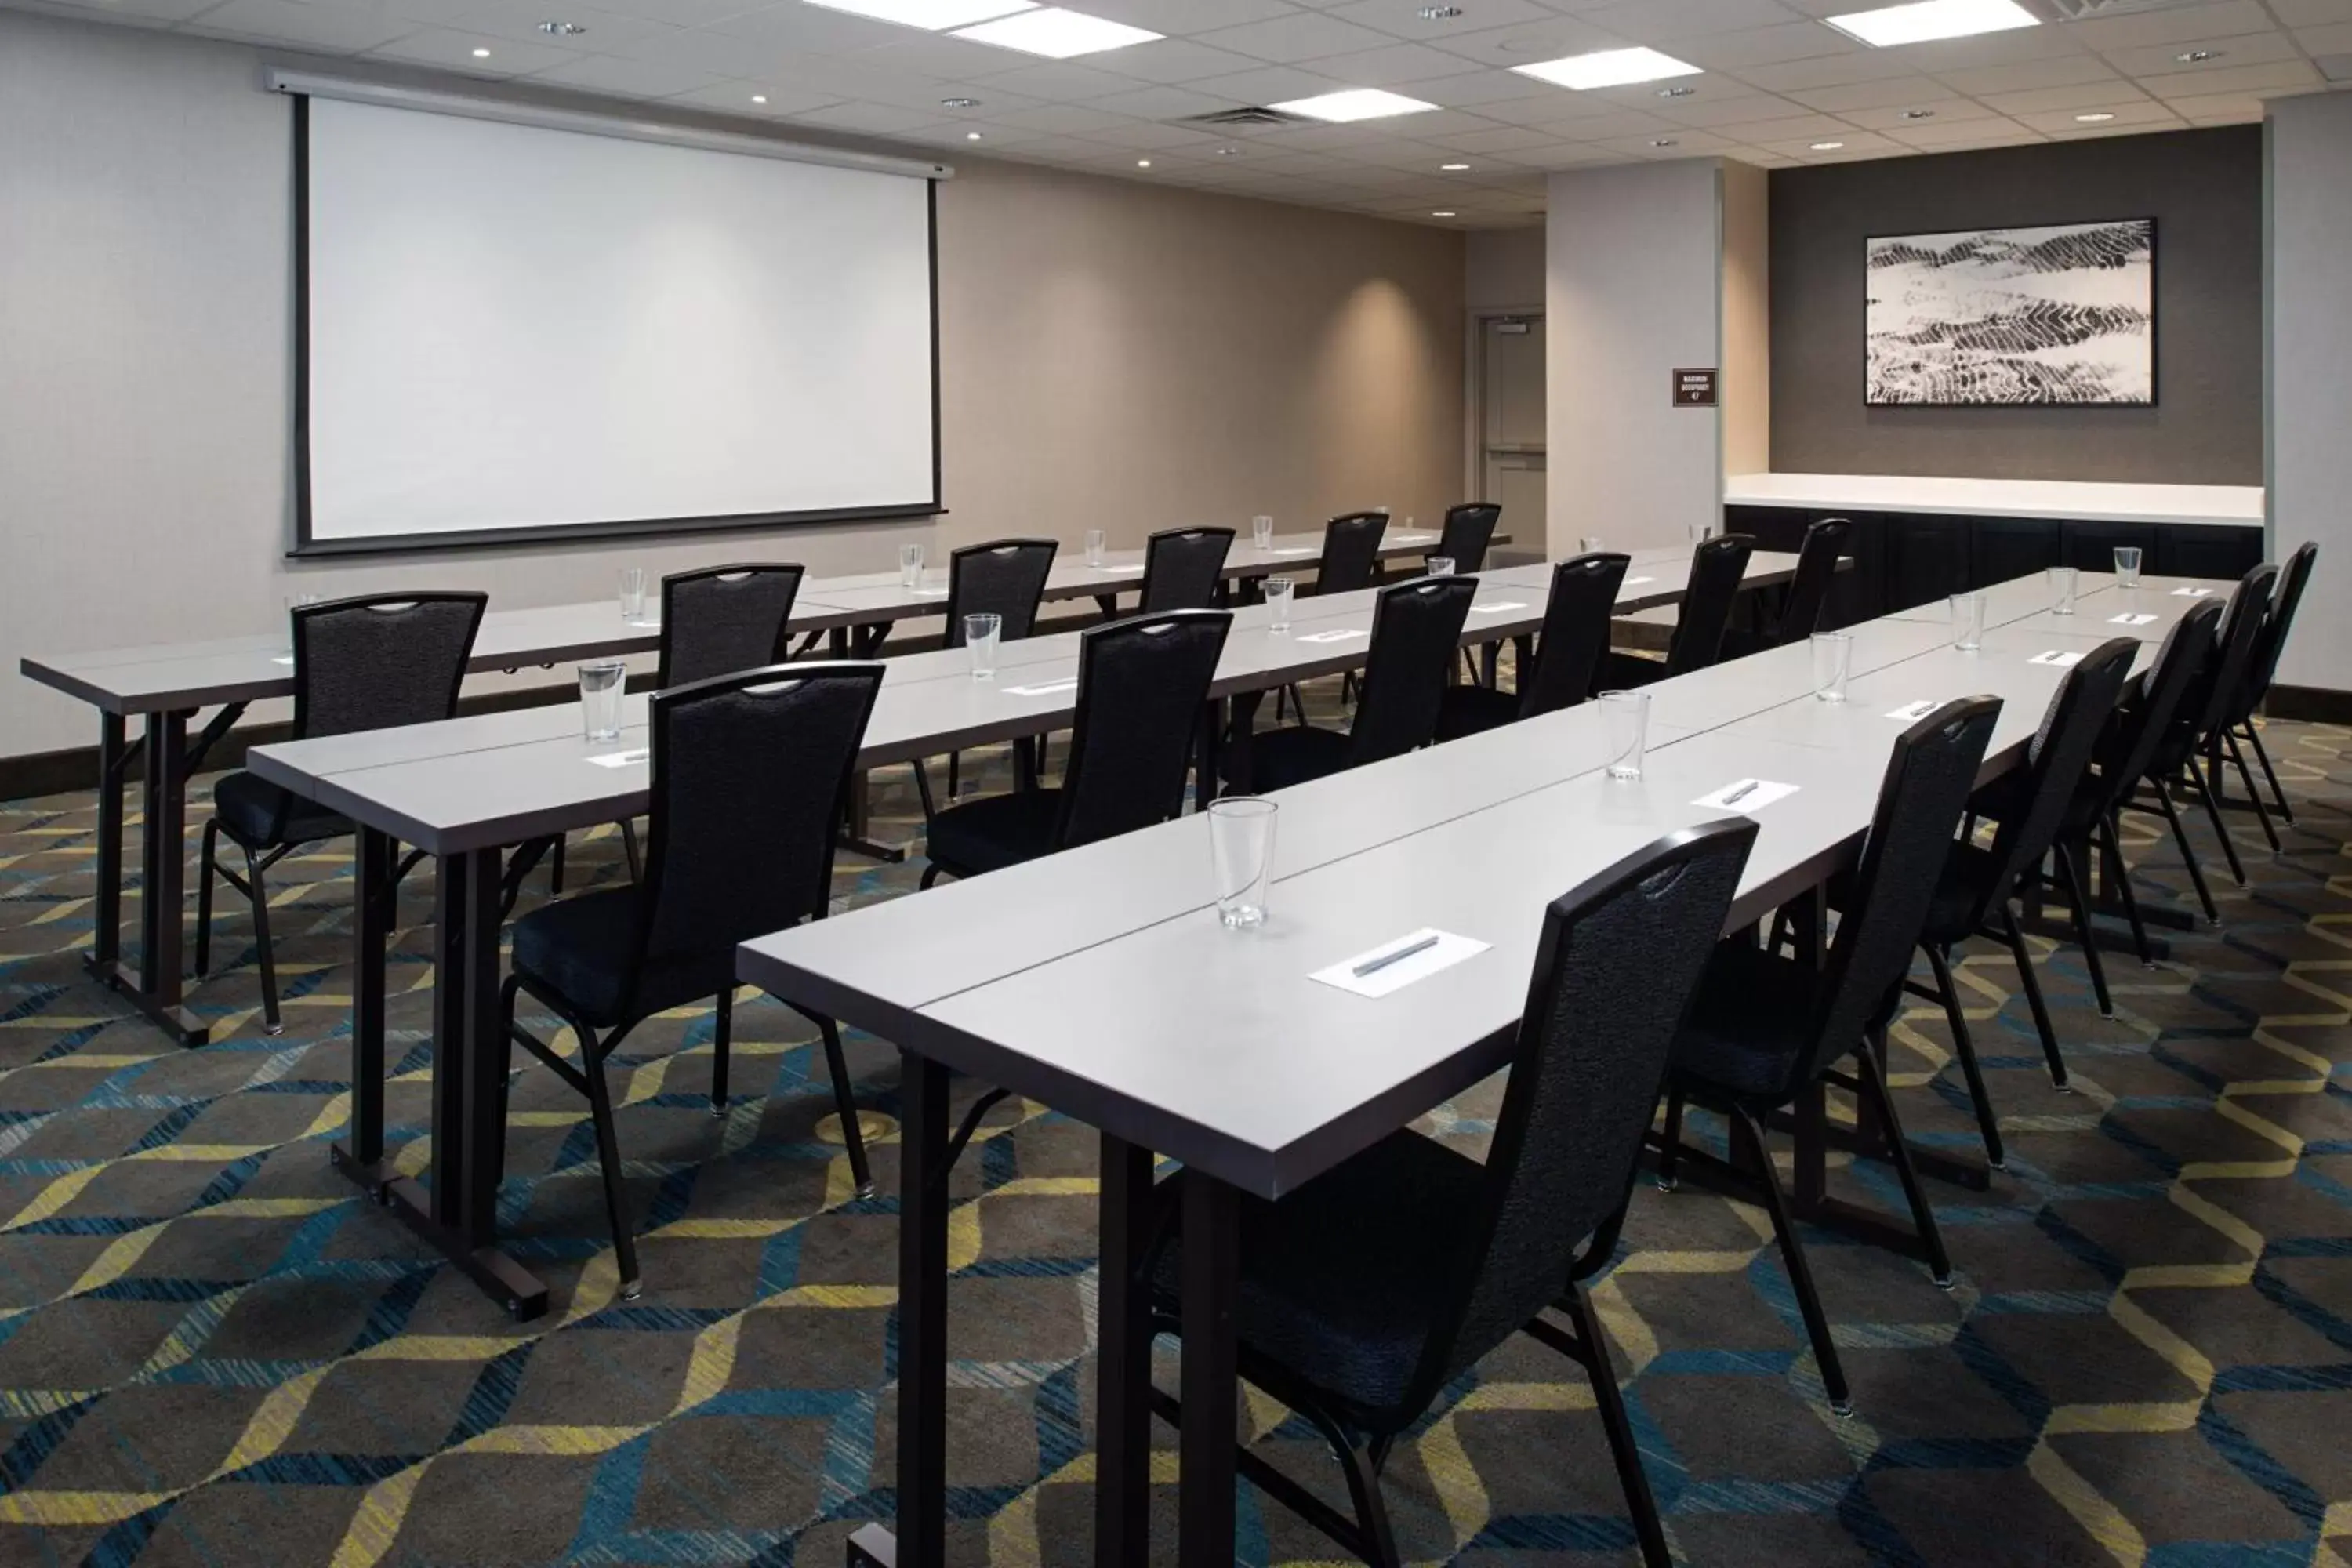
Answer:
(1730, 517, 1849, 656)
(1657, 695, 2002, 1417)
(1899, 638, 2140, 1166)
(1601, 532, 1755, 688)
(657, 563, 803, 687)
(2209, 542, 2315, 839)
(927, 539, 1058, 804)
(921, 610, 1231, 886)
(499, 662, 886, 1300)
(1227, 575, 1477, 793)
(1139, 527, 1235, 613)
(1148, 818, 1759, 1568)
(1432, 501, 1500, 573)
(1435, 552, 1628, 742)
(1314, 510, 1388, 597)
(197, 593, 487, 1033)
(2126, 564, 2278, 900)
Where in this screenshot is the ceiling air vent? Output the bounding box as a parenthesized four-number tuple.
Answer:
(1181, 107, 1308, 129)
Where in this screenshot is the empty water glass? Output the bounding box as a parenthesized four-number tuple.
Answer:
(617, 568, 647, 623)
(579, 659, 626, 742)
(1950, 590, 1987, 652)
(1811, 631, 1853, 702)
(899, 542, 925, 590)
(2114, 546, 2143, 589)
(281, 592, 318, 653)
(1427, 556, 1456, 578)
(965, 612, 1001, 679)
(1599, 689, 1650, 780)
(2049, 565, 2079, 615)
(1208, 797, 1277, 930)
(1085, 528, 1107, 568)
(1265, 575, 1295, 633)
(1252, 515, 1274, 552)
(1579, 536, 1605, 555)
(1689, 521, 1716, 546)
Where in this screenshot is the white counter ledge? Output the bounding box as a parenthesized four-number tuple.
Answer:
(1726, 473, 2265, 530)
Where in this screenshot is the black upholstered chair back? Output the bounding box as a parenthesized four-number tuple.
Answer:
(1055, 610, 1232, 850)
(631, 663, 884, 1012)
(1314, 511, 1388, 597)
(946, 539, 1058, 646)
(2187, 563, 2278, 738)
(1807, 696, 2002, 1080)
(1346, 575, 1479, 768)
(1411, 818, 1756, 1410)
(2242, 543, 2315, 713)
(1435, 503, 1501, 574)
(1521, 553, 1629, 720)
(1976, 638, 2138, 918)
(1140, 527, 1234, 613)
(1664, 533, 1755, 676)
(291, 592, 487, 741)
(656, 564, 803, 688)
(2096, 600, 2222, 815)
(1773, 517, 1850, 644)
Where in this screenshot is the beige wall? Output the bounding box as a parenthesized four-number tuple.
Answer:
(0, 9, 1465, 760)
(1719, 161, 1770, 481)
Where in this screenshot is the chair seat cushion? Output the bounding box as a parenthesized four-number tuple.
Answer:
(925, 789, 1062, 877)
(510, 887, 729, 1027)
(1433, 684, 1519, 742)
(213, 770, 352, 848)
(1669, 941, 1824, 1104)
(1918, 839, 2002, 947)
(1225, 724, 1353, 793)
(1152, 1129, 1483, 1429)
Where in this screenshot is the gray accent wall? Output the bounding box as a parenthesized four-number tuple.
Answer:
(1767, 128, 2262, 485)
(2270, 93, 2352, 696)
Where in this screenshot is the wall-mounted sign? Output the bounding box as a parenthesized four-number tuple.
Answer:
(1673, 368, 1719, 407)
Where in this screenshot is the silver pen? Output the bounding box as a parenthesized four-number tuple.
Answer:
(1353, 934, 1441, 978)
(1722, 779, 1759, 806)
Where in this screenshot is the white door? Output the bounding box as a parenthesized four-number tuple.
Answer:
(1480, 316, 1545, 541)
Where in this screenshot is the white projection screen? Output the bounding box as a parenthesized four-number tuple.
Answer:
(295, 89, 941, 554)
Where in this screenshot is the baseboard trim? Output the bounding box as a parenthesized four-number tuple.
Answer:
(2265, 684, 2352, 724)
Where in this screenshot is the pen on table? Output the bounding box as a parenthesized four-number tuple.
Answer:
(1353, 934, 1441, 978)
(1722, 780, 1759, 806)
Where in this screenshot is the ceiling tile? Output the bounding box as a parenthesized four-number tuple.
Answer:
(1093, 37, 1267, 82)
(1670, 19, 1857, 69)
(1192, 10, 1399, 63)
(1316, 0, 1560, 41)
(527, 49, 726, 93)
(1977, 79, 2152, 114)
(1306, 40, 1489, 83)
(2138, 58, 2325, 96)
(1783, 74, 1956, 111)
(2009, 98, 2183, 132)
(1578, 0, 1806, 44)
(1932, 53, 2122, 96)
(2060, 0, 2274, 51)
(2099, 31, 2302, 77)
(364, 25, 584, 73)
(1069, 0, 1298, 33)
(184, 0, 416, 50)
(1836, 94, 1998, 128)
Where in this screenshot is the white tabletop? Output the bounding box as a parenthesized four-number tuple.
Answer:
(1726, 472, 2264, 530)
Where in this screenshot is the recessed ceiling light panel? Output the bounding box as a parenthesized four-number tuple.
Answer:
(2074, 111, 2115, 122)
(1439, 161, 1469, 170)
(951, 6, 1159, 56)
(1811, 140, 1845, 149)
(1269, 87, 1440, 122)
(1511, 46, 1702, 91)
(1824, 0, 2037, 48)
(804, 0, 1031, 27)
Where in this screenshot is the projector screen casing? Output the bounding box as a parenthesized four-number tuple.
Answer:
(292, 93, 943, 557)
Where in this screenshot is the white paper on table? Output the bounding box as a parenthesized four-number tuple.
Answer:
(1623, 576, 1657, 587)
(1295, 628, 1368, 644)
(2028, 649, 2085, 667)
(909, 588, 949, 598)
(1270, 546, 1316, 556)
(1693, 778, 1800, 814)
(272, 655, 294, 666)
(1468, 601, 1530, 615)
(1310, 928, 1490, 1000)
(1884, 699, 1940, 721)
(2108, 612, 2159, 626)
(2171, 586, 2214, 598)
(1393, 532, 1436, 544)
(1087, 564, 1143, 575)
(1002, 677, 1079, 697)
(586, 748, 650, 768)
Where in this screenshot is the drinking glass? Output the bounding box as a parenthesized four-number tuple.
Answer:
(1579, 535, 1605, 555)
(1084, 528, 1107, 568)
(1426, 556, 1456, 578)
(1689, 521, 1716, 546)
(617, 567, 647, 623)
(1251, 515, 1274, 552)
(965, 612, 1001, 679)
(2113, 546, 2143, 589)
(281, 592, 318, 653)
(2048, 564, 2079, 615)
(1265, 575, 1295, 633)
(1599, 689, 1650, 780)
(1208, 797, 1277, 930)
(899, 542, 925, 590)
(1811, 631, 1852, 702)
(1949, 590, 1986, 652)
(579, 660, 626, 742)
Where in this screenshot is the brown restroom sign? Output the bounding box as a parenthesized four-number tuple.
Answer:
(1673, 368, 1719, 407)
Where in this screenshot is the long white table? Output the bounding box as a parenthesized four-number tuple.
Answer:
(732, 568, 2208, 1568)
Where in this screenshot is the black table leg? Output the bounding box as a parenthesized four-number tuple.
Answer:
(86, 711, 127, 977)
(103, 709, 206, 1046)
(1096, 1134, 1154, 1567)
(1178, 1173, 1240, 1568)
(329, 827, 395, 1194)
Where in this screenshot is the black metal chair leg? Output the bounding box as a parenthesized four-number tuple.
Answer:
(579, 1030, 642, 1300)
(2223, 730, 2280, 851)
(1732, 1107, 1850, 1415)
(244, 844, 282, 1036)
(1923, 944, 2004, 1168)
(1852, 1047, 1954, 1288)
(550, 833, 566, 895)
(1998, 906, 2067, 1090)
(2053, 838, 2113, 1018)
(195, 820, 220, 976)
(710, 988, 731, 1118)
(1559, 1283, 1671, 1568)
(619, 818, 644, 883)
(947, 751, 961, 799)
(2151, 781, 2220, 924)
(1654, 1083, 1686, 1192)
(2186, 757, 2246, 885)
(816, 1016, 876, 1199)
(911, 759, 938, 822)
(2098, 812, 2154, 967)
(1328, 1434, 1403, 1568)
(2245, 723, 2294, 825)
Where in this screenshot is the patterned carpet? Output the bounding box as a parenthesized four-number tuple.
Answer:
(1, 693, 2349, 1567)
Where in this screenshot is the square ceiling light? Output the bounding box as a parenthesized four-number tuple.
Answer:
(1825, 0, 2038, 47)
(1511, 46, 1700, 90)
(1269, 87, 1440, 122)
(804, 0, 1033, 27)
(952, 6, 1160, 55)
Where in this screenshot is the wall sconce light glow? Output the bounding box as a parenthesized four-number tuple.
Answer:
(1824, 0, 2036, 48)
(2074, 111, 2115, 122)
(804, 0, 1033, 27)
(951, 6, 1160, 56)
(1269, 87, 1439, 122)
(1810, 140, 1845, 150)
(966, 130, 984, 139)
(1439, 162, 1469, 170)
(1511, 46, 1700, 90)
(1134, 158, 1152, 167)
(750, 93, 768, 103)
(1431, 210, 1456, 217)
(471, 46, 492, 56)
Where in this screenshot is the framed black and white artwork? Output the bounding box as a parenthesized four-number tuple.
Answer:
(1865, 219, 2154, 406)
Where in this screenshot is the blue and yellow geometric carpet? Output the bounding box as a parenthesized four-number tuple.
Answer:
(2, 708, 2349, 1566)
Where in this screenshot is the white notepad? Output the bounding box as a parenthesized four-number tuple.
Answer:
(1693, 779, 1799, 814)
(2108, 612, 2159, 626)
(1623, 576, 1657, 587)
(1393, 533, 1435, 544)
(1002, 677, 1079, 697)
(1270, 546, 1316, 556)
(909, 587, 949, 598)
(1310, 928, 1490, 1000)
(1296, 628, 1368, 644)
(2029, 649, 2085, 667)
(586, 748, 650, 768)
(2172, 586, 2214, 598)
(1087, 564, 1143, 575)
(1468, 601, 1530, 615)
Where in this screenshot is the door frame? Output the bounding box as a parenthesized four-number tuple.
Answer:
(1465, 306, 1545, 504)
